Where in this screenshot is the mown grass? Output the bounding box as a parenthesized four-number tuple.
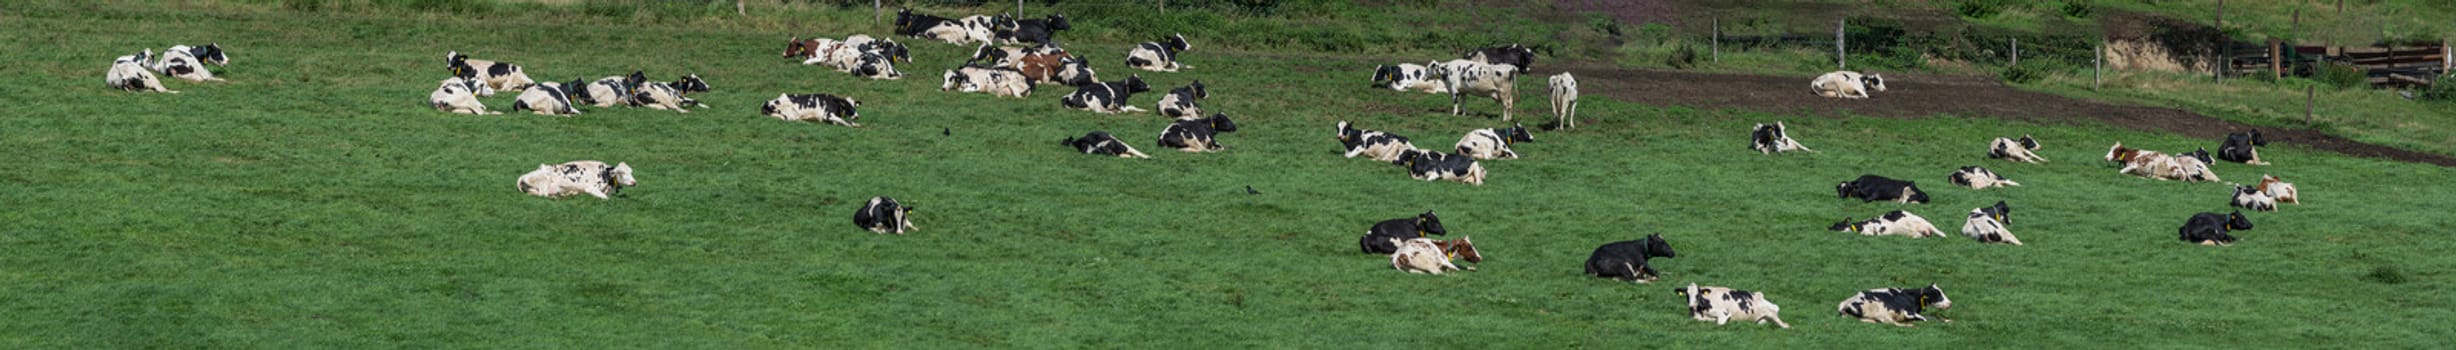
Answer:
(4, 1, 2453, 348)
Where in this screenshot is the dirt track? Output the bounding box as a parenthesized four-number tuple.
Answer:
(1553, 65, 2456, 167)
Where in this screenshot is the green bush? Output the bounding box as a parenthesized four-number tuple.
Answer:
(2419, 75, 2456, 102)
(2060, 0, 2094, 19)
(2314, 62, 2369, 90)
(2001, 64, 2045, 84)
(1956, 0, 2004, 19)
(2367, 265, 2409, 284)
(1665, 44, 1698, 69)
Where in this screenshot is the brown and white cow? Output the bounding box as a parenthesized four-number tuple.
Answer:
(2107, 142, 2184, 180)
(1677, 283, 1792, 328)
(2257, 174, 2300, 204)
(1390, 238, 1463, 274)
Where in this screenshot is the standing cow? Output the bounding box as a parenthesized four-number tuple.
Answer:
(1676, 283, 1791, 328)
(1837, 284, 1953, 327)
(1549, 73, 1580, 130)
(1584, 234, 1677, 282)
(1431, 59, 1519, 121)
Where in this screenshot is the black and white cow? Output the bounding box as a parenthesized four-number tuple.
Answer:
(1064, 131, 1150, 158)
(1837, 175, 1932, 204)
(1947, 166, 2020, 189)
(941, 65, 1033, 98)
(760, 93, 863, 127)
(2179, 211, 2252, 246)
(516, 161, 635, 199)
(1811, 71, 1887, 99)
(1830, 210, 1943, 238)
(1060, 75, 1151, 114)
(444, 51, 536, 95)
(2218, 130, 2271, 165)
(1358, 211, 1447, 254)
(967, 44, 1029, 68)
(1431, 59, 1520, 121)
(1751, 122, 1814, 154)
(1454, 124, 1534, 160)
(1988, 135, 2047, 163)
(577, 71, 648, 108)
(1158, 113, 1238, 152)
(995, 14, 1069, 45)
(1677, 283, 1791, 328)
(510, 81, 582, 116)
(1126, 33, 1193, 72)
(430, 76, 499, 115)
(1584, 234, 1676, 282)
(1463, 44, 1535, 74)
(107, 49, 176, 93)
(1372, 63, 1449, 93)
(1837, 284, 1952, 327)
(154, 44, 228, 82)
(1337, 121, 1418, 162)
(1156, 80, 1207, 119)
(2230, 184, 2277, 212)
(634, 74, 710, 113)
(1962, 201, 2023, 245)
(1392, 149, 1488, 185)
(1549, 72, 1580, 130)
(841, 51, 907, 80)
(853, 196, 917, 234)
(892, 8, 975, 45)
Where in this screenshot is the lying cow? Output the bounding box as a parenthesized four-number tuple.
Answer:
(154, 44, 229, 82)
(1432, 59, 1519, 121)
(107, 49, 176, 93)
(1962, 201, 2023, 245)
(1837, 284, 1952, 327)
(1750, 122, 1814, 154)
(1337, 121, 1418, 162)
(2258, 174, 2300, 204)
(1463, 44, 1535, 74)
(1390, 238, 1465, 274)
(853, 196, 917, 234)
(1455, 124, 1533, 160)
(431, 76, 500, 115)
(1677, 283, 1791, 328)
(1988, 135, 2047, 163)
(761, 93, 863, 127)
(1064, 131, 1150, 158)
(1947, 166, 2020, 189)
(995, 14, 1069, 45)
(1358, 211, 1446, 254)
(2179, 211, 2252, 246)
(577, 71, 648, 108)
(510, 81, 582, 116)
(1393, 149, 1488, 185)
(1371, 63, 1449, 93)
(1060, 75, 1151, 114)
(635, 74, 710, 113)
(2219, 129, 2271, 165)
(1156, 80, 1207, 119)
(2107, 142, 2211, 181)
(1811, 71, 1886, 99)
(892, 8, 978, 45)
(1584, 234, 1676, 283)
(1017, 52, 1097, 86)
(1125, 33, 1193, 72)
(1829, 210, 1943, 238)
(2231, 184, 2277, 212)
(445, 51, 536, 95)
(1837, 175, 1931, 204)
(1550, 73, 1580, 130)
(516, 161, 635, 199)
(1158, 113, 1237, 152)
(966, 44, 1061, 68)
(941, 65, 1033, 98)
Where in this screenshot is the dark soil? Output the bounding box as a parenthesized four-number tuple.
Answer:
(1551, 64, 2456, 167)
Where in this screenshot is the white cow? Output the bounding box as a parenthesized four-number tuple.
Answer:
(2258, 174, 2300, 204)
(1962, 201, 2024, 245)
(155, 44, 228, 82)
(430, 77, 500, 115)
(1432, 59, 1519, 121)
(1389, 238, 1463, 274)
(107, 49, 176, 93)
(516, 161, 636, 199)
(1947, 166, 2020, 189)
(1811, 71, 1886, 99)
(941, 66, 1033, 98)
(1831, 210, 1944, 238)
(445, 51, 537, 95)
(1989, 135, 2048, 163)
(1337, 121, 1419, 162)
(1549, 72, 1580, 129)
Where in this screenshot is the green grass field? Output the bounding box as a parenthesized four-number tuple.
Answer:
(5, 1, 2453, 348)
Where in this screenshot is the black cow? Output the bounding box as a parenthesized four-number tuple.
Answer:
(2218, 130, 2271, 165)
(853, 196, 916, 234)
(1060, 75, 1152, 114)
(1063, 131, 1149, 158)
(997, 14, 1070, 45)
(2179, 211, 2253, 246)
(1584, 234, 1677, 282)
(1158, 113, 1238, 152)
(891, 8, 956, 37)
(1464, 44, 1535, 73)
(1837, 175, 1931, 204)
(1358, 211, 1447, 254)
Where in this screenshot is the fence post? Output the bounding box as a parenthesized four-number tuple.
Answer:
(2442, 39, 2452, 76)
(2215, 0, 2224, 84)
(736, 0, 744, 16)
(1018, 0, 1023, 18)
(2095, 39, 2104, 91)
(2306, 86, 2316, 124)
(1712, 18, 1720, 63)
(875, 1, 882, 24)
(2271, 39, 2283, 81)
(2011, 38, 2020, 67)
(1837, 18, 1847, 70)
(1161, 0, 1166, 14)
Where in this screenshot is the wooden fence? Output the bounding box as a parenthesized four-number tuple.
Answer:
(2229, 41, 2451, 87)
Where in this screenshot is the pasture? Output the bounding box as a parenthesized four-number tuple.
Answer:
(3, 1, 2451, 348)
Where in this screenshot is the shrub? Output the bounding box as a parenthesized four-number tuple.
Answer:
(1955, 0, 2004, 19)
(2419, 75, 2456, 102)
(2313, 62, 2369, 90)
(2366, 265, 2408, 284)
(2061, 0, 2094, 19)
(1665, 44, 1698, 69)
(2000, 64, 2044, 84)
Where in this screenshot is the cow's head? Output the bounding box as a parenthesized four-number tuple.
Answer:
(1183, 80, 1208, 99)
(1916, 284, 1951, 310)
(876, 39, 913, 63)
(1335, 121, 1359, 142)
(609, 162, 637, 187)
(2226, 211, 2253, 231)
(761, 93, 789, 116)
(1503, 123, 1534, 144)
(2017, 134, 2040, 150)
(1122, 75, 1151, 94)
(1905, 186, 1931, 204)
(1835, 180, 1857, 198)
(447, 56, 477, 80)
(1163, 33, 1190, 53)
(1643, 233, 1676, 258)
(785, 37, 815, 58)
(892, 8, 914, 28)
(1415, 210, 1446, 236)
(1829, 218, 1861, 232)
(1046, 14, 1071, 31)
(940, 69, 969, 91)
(2245, 129, 2268, 146)
(1675, 283, 1708, 313)
(620, 71, 647, 90)
(968, 44, 1003, 65)
(674, 74, 710, 93)
(197, 43, 227, 66)
(2105, 142, 2134, 162)
(1372, 65, 1399, 87)
(1861, 74, 1887, 92)
(1984, 200, 2011, 224)
(2182, 148, 2214, 165)
(1205, 114, 1238, 133)
(1440, 236, 1482, 264)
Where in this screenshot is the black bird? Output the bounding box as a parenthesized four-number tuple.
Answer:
(943, 128, 951, 136)
(1246, 186, 1259, 195)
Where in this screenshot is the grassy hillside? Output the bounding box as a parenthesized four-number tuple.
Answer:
(4, 1, 2452, 348)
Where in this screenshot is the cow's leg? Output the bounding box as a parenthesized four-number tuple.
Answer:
(1714, 311, 1732, 325)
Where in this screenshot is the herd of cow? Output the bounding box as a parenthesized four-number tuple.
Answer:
(101, 6, 2324, 330)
